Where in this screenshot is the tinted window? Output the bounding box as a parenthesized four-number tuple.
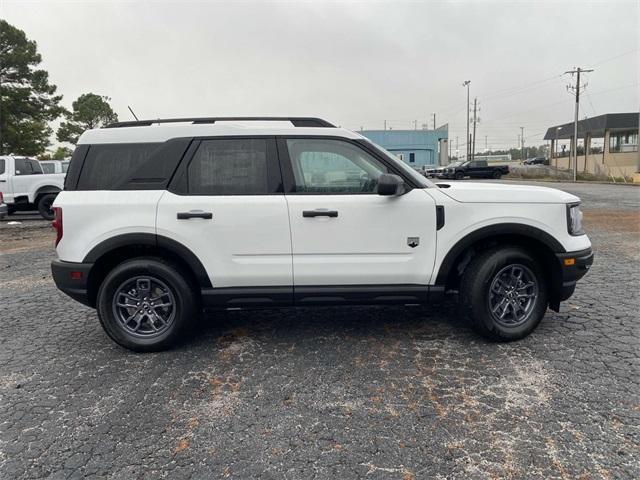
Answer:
(0, 159, 4, 175)
(286, 139, 387, 194)
(14, 158, 39, 175)
(41, 163, 55, 174)
(409, 152, 415, 163)
(61, 162, 69, 173)
(77, 143, 161, 190)
(187, 139, 269, 195)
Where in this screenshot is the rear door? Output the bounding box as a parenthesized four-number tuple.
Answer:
(10, 158, 42, 200)
(156, 137, 293, 299)
(279, 137, 437, 295)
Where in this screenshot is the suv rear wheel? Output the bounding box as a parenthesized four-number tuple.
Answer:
(96, 257, 199, 351)
(460, 246, 548, 341)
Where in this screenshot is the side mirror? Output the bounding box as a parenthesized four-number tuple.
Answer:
(377, 173, 405, 196)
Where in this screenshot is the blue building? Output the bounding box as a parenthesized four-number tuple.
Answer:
(360, 127, 449, 170)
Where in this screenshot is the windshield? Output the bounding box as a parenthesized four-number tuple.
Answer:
(360, 139, 433, 188)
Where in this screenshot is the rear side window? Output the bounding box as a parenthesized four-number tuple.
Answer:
(77, 143, 161, 190)
(187, 139, 269, 195)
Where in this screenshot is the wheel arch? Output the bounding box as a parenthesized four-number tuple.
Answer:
(83, 233, 211, 307)
(34, 184, 61, 203)
(435, 223, 565, 298)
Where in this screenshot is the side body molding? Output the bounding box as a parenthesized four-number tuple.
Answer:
(83, 233, 212, 288)
(434, 223, 566, 286)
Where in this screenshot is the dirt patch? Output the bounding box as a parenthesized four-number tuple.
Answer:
(0, 226, 55, 254)
(583, 210, 640, 233)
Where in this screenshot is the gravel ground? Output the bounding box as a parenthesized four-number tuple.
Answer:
(0, 182, 638, 479)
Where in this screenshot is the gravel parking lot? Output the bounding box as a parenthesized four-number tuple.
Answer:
(1, 181, 638, 479)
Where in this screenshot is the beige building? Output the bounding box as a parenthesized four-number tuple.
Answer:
(545, 112, 639, 179)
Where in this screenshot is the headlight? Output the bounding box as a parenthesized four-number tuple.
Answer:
(567, 203, 584, 236)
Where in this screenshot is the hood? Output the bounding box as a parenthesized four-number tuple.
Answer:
(435, 181, 580, 204)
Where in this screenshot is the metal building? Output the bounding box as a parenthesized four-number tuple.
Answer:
(360, 126, 449, 170)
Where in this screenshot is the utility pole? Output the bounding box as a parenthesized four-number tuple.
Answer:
(456, 136, 459, 159)
(520, 126, 525, 163)
(413, 119, 417, 130)
(432, 113, 436, 130)
(485, 135, 488, 152)
(384, 120, 387, 131)
(463, 80, 471, 160)
(565, 67, 594, 181)
(472, 98, 478, 161)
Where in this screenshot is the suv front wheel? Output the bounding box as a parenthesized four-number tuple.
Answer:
(460, 246, 548, 341)
(96, 258, 199, 351)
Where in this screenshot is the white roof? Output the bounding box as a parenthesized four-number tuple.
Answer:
(78, 121, 363, 145)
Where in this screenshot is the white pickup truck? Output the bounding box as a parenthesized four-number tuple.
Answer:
(0, 156, 65, 220)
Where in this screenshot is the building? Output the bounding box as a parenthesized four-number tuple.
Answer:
(544, 112, 639, 178)
(360, 126, 449, 169)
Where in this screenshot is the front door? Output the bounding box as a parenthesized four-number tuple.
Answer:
(279, 137, 437, 294)
(156, 137, 293, 298)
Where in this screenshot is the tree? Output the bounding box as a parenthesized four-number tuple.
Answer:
(57, 93, 118, 144)
(0, 20, 65, 155)
(52, 146, 73, 159)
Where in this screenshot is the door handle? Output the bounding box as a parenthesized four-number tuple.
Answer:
(303, 209, 338, 218)
(177, 211, 213, 220)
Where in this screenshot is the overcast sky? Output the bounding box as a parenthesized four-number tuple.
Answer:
(3, 0, 639, 151)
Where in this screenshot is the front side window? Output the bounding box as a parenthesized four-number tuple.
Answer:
(187, 139, 269, 195)
(286, 139, 387, 194)
(14, 158, 29, 175)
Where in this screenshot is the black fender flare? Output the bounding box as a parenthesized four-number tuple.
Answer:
(83, 233, 212, 288)
(34, 185, 61, 200)
(434, 223, 565, 286)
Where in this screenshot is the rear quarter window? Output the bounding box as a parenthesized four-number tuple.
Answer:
(77, 143, 161, 190)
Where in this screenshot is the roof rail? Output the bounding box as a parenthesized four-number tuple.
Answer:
(104, 117, 336, 129)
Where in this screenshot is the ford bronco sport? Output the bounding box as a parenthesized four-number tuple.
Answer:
(51, 117, 593, 351)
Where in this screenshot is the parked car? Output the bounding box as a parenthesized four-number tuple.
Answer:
(51, 116, 593, 352)
(0, 192, 7, 220)
(439, 159, 510, 180)
(0, 156, 66, 219)
(523, 157, 548, 166)
(40, 159, 70, 174)
(424, 164, 450, 178)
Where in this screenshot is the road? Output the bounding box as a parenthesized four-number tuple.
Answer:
(0, 181, 638, 479)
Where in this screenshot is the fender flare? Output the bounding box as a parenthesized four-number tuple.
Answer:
(83, 233, 212, 288)
(31, 184, 62, 203)
(434, 223, 565, 286)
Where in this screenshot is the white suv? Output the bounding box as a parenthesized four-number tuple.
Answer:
(51, 117, 593, 351)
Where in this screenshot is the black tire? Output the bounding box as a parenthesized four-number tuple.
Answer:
(492, 171, 502, 179)
(454, 171, 464, 180)
(37, 193, 57, 220)
(96, 257, 200, 352)
(460, 246, 548, 341)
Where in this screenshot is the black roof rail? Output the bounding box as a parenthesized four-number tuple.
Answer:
(104, 117, 336, 129)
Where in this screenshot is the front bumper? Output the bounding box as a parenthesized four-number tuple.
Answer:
(51, 259, 94, 307)
(554, 247, 594, 302)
